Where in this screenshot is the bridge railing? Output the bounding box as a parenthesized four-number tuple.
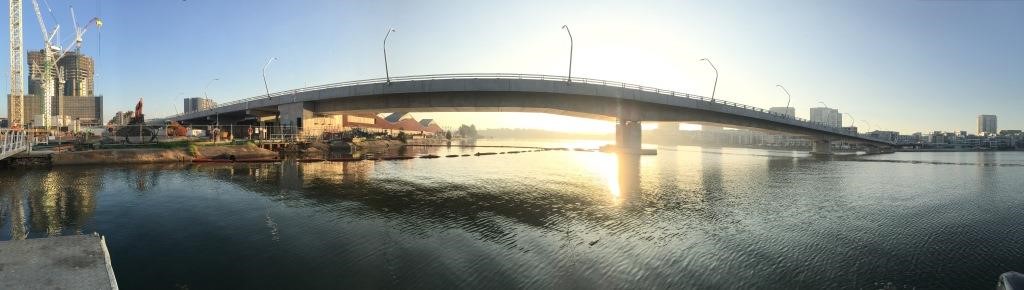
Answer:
(1, 129, 31, 160)
(167, 73, 889, 144)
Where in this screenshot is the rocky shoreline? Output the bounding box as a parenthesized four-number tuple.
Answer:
(3, 144, 280, 167)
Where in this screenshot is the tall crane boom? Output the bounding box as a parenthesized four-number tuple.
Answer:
(27, 0, 101, 129)
(9, 0, 24, 128)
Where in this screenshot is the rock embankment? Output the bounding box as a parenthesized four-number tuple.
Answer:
(47, 144, 278, 166)
(52, 148, 193, 165)
(195, 145, 279, 160)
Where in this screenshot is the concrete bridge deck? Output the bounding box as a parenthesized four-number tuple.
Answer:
(169, 73, 894, 154)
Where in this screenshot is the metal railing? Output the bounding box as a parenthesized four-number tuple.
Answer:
(1, 129, 31, 160)
(166, 73, 890, 144)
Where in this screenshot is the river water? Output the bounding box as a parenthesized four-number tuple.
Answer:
(2, 140, 1023, 289)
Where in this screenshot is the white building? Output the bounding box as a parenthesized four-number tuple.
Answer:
(977, 115, 997, 135)
(809, 107, 842, 127)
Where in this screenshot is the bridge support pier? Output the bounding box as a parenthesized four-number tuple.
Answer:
(864, 146, 880, 155)
(615, 119, 642, 155)
(811, 139, 833, 156)
(278, 102, 315, 129)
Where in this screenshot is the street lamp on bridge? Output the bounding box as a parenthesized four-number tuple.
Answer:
(844, 112, 856, 128)
(384, 27, 397, 84)
(775, 84, 792, 113)
(204, 78, 220, 100)
(263, 57, 277, 100)
(698, 58, 718, 102)
(561, 25, 573, 83)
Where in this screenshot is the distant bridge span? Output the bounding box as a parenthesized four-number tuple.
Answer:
(168, 73, 895, 154)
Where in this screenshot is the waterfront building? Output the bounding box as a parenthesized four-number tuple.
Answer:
(868, 130, 900, 142)
(183, 98, 217, 113)
(978, 115, 997, 135)
(929, 131, 947, 144)
(809, 107, 842, 127)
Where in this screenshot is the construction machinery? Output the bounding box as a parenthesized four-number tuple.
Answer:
(9, 0, 24, 128)
(14, 0, 101, 130)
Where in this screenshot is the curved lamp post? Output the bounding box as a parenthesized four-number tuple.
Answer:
(263, 57, 277, 99)
(384, 28, 397, 84)
(775, 84, 792, 114)
(204, 78, 219, 100)
(561, 25, 573, 83)
(699, 58, 718, 102)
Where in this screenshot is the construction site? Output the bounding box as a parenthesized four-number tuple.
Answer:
(7, 0, 102, 132)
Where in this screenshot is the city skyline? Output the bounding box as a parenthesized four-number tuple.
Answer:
(2, 0, 1022, 133)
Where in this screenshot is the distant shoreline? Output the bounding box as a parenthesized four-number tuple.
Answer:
(896, 148, 1024, 152)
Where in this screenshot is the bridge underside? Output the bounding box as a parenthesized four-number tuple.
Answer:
(175, 91, 893, 154)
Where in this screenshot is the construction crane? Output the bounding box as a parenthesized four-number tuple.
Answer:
(70, 6, 102, 52)
(28, 0, 101, 129)
(9, 0, 24, 128)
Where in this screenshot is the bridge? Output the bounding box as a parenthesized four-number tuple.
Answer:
(0, 129, 31, 161)
(168, 73, 895, 155)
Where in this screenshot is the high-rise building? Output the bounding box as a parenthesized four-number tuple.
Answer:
(809, 107, 842, 127)
(769, 107, 795, 117)
(184, 97, 217, 113)
(22, 49, 100, 127)
(977, 115, 997, 135)
(28, 50, 95, 97)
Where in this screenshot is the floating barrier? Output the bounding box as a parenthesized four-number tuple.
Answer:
(381, 156, 416, 160)
(326, 157, 363, 162)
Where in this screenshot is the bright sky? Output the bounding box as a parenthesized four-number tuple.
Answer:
(2, 0, 1022, 134)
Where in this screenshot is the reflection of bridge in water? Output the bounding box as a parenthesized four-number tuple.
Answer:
(169, 74, 895, 156)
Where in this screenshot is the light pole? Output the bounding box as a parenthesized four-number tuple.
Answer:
(699, 58, 718, 101)
(844, 112, 856, 128)
(204, 78, 219, 100)
(817, 101, 829, 109)
(263, 57, 277, 99)
(775, 84, 792, 114)
(862, 120, 873, 132)
(384, 27, 396, 84)
(561, 25, 573, 83)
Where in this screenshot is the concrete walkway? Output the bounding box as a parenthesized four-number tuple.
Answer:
(0, 235, 118, 289)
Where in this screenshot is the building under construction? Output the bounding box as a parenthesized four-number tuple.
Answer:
(16, 49, 103, 126)
(28, 49, 95, 97)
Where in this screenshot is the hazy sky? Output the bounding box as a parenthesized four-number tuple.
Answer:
(2, 0, 1022, 133)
